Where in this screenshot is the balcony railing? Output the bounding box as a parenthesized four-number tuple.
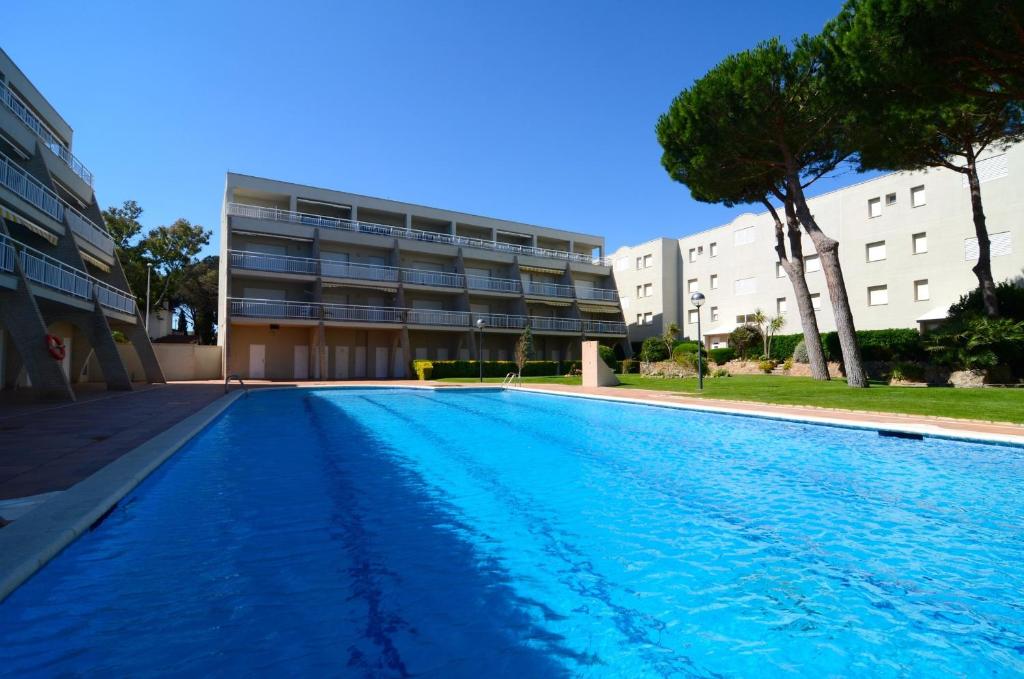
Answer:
(9, 235, 135, 313)
(576, 286, 619, 302)
(472, 312, 528, 330)
(582, 319, 628, 335)
(527, 316, 582, 332)
(65, 206, 114, 256)
(406, 309, 471, 326)
(524, 280, 575, 298)
(229, 250, 318, 275)
(227, 202, 607, 265)
(229, 298, 405, 324)
(401, 268, 464, 288)
(322, 303, 404, 324)
(0, 81, 94, 186)
(466, 274, 521, 294)
(323, 259, 400, 282)
(0, 235, 15, 273)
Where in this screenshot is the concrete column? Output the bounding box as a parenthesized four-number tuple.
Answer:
(125, 311, 166, 383)
(450, 221, 457, 235)
(351, 205, 358, 222)
(0, 282, 74, 400)
(60, 306, 132, 390)
(405, 214, 413, 231)
(289, 195, 297, 212)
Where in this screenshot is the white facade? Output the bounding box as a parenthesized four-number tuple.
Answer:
(612, 144, 1024, 347)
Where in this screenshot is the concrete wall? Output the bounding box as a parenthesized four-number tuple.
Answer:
(152, 344, 222, 381)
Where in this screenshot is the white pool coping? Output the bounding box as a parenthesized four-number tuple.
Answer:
(0, 382, 1020, 603)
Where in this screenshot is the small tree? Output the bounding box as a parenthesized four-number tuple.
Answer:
(661, 322, 680, 357)
(752, 309, 786, 359)
(514, 325, 533, 377)
(728, 324, 763, 360)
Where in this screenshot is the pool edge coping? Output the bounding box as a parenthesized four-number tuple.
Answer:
(0, 390, 246, 603)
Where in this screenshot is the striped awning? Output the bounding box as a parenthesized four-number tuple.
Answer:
(80, 249, 112, 272)
(1, 207, 58, 245)
(519, 264, 564, 275)
(322, 282, 397, 293)
(528, 299, 572, 307)
(578, 304, 622, 314)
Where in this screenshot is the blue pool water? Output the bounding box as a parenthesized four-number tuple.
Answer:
(1, 388, 1023, 677)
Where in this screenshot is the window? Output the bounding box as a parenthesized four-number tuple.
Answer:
(635, 257, 643, 270)
(965, 231, 1012, 260)
(914, 279, 930, 302)
(687, 278, 698, 293)
(688, 309, 699, 324)
(810, 293, 822, 310)
(885, 192, 897, 206)
(912, 232, 928, 254)
(962, 153, 1008, 186)
(734, 226, 756, 246)
(710, 274, 719, 289)
(635, 284, 642, 298)
(710, 242, 718, 257)
(636, 313, 642, 325)
(866, 241, 887, 262)
(868, 285, 888, 306)
(911, 185, 926, 207)
(805, 254, 821, 272)
(777, 297, 787, 314)
(643, 312, 653, 325)
(736, 313, 757, 324)
(643, 254, 652, 268)
(710, 306, 719, 321)
(734, 276, 757, 295)
(868, 197, 882, 218)
(644, 283, 653, 298)
(688, 248, 697, 262)
(776, 261, 785, 278)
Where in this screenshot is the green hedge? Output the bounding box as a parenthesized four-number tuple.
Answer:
(769, 333, 804, 361)
(708, 347, 735, 364)
(822, 328, 925, 362)
(411, 359, 581, 380)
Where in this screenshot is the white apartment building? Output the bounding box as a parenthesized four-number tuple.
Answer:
(612, 144, 1024, 349)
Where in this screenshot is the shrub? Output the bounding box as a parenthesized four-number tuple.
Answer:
(617, 358, 638, 374)
(412, 360, 567, 380)
(890, 361, 925, 382)
(671, 343, 706, 365)
(598, 345, 617, 370)
(673, 340, 700, 353)
(411, 359, 433, 380)
(758, 359, 777, 374)
(728, 324, 763, 359)
(925, 317, 1024, 372)
(708, 347, 735, 364)
(712, 367, 730, 378)
(822, 328, 924, 362)
(947, 280, 1024, 322)
(783, 357, 794, 371)
(640, 336, 670, 362)
(111, 330, 129, 344)
(792, 340, 809, 363)
(673, 350, 697, 369)
(768, 333, 803, 361)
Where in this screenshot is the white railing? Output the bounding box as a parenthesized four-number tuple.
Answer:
(65, 206, 114, 256)
(322, 302, 404, 324)
(0, 151, 63, 220)
(229, 298, 320, 320)
(227, 202, 607, 265)
(229, 250, 318, 275)
(473, 312, 528, 329)
(582, 319, 627, 335)
(0, 81, 94, 186)
(524, 280, 575, 298)
(0, 235, 14, 273)
(576, 286, 619, 302)
(12, 236, 134, 313)
(528, 316, 582, 332)
(402, 268, 465, 288)
(466, 274, 522, 293)
(406, 309, 471, 326)
(323, 259, 400, 282)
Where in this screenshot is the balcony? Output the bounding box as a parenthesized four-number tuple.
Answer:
(582, 319, 628, 335)
(0, 81, 94, 186)
(0, 235, 14, 273)
(323, 259, 400, 283)
(401, 268, 464, 288)
(229, 250, 318, 276)
(227, 202, 607, 266)
(527, 316, 582, 332)
(406, 309, 471, 326)
(4, 234, 135, 314)
(576, 286, 619, 302)
(65, 206, 115, 257)
(466, 274, 521, 294)
(524, 281, 575, 298)
(229, 298, 404, 324)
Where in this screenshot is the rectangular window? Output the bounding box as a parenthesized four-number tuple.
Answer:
(733, 226, 756, 246)
(811, 292, 822, 310)
(777, 297, 787, 314)
(776, 261, 785, 278)
(965, 231, 1012, 260)
(635, 285, 642, 298)
(912, 232, 928, 254)
(868, 285, 889, 306)
(735, 313, 757, 324)
(643, 283, 653, 298)
(710, 242, 718, 257)
(866, 241, 887, 262)
(643, 312, 653, 325)
(911, 185, 926, 207)
(643, 254, 652, 268)
(914, 279, 930, 301)
(734, 276, 757, 295)
(636, 313, 643, 325)
(687, 278, 698, 292)
(710, 274, 719, 289)
(688, 309, 699, 324)
(688, 248, 697, 262)
(868, 197, 882, 218)
(710, 306, 719, 321)
(885, 192, 897, 206)
(804, 254, 821, 272)
(635, 257, 643, 270)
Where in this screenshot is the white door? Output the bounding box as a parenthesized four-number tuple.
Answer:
(249, 344, 266, 379)
(294, 345, 309, 380)
(334, 346, 349, 379)
(354, 346, 367, 378)
(374, 347, 389, 378)
(60, 336, 72, 379)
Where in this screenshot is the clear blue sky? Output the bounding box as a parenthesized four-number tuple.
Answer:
(3, 0, 860, 257)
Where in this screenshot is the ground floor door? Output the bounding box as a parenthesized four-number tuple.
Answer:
(60, 336, 72, 379)
(334, 346, 349, 379)
(354, 346, 367, 378)
(374, 347, 389, 378)
(249, 344, 266, 379)
(294, 345, 309, 380)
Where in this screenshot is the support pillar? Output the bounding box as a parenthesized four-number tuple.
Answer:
(0, 284, 74, 400)
(60, 306, 132, 390)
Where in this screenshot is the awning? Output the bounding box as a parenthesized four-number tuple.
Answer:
(527, 299, 572, 307)
(322, 282, 396, 293)
(519, 264, 564, 275)
(578, 304, 622, 314)
(79, 249, 111, 272)
(1, 207, 58, 245)
(703, 323, 738, 337)
(916, 306, 949, 322)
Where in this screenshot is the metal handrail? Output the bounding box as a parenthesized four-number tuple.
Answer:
(401, 268, 465, 288)
(524, 280, 575, 298)
(466, 274, 522, 293)
(575, 286, 619, 302)
(582, 319, 628, 334)
(224, 373, 248, 395)
(502, 372, 523, 387)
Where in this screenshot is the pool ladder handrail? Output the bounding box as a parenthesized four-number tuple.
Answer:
(502, 372, 522, 387)
(224, 373, 249, 396)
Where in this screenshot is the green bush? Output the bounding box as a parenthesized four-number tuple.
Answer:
(768, 333, 804, 361)
(822, 328, 924, 362)
(758, 359, 777, 373)
(411, 359, 433, 380)
(925, 317, 1024, 371)
(598, 345, 617, 369)
(617, 358, 639, 374)
(728, 324, 763, 359)
(890, 361, 925, 382)
(792, 340, 809, 364)
(712, 367, 730, 378)
(411, 360, 570, 380)
(640, 336, 669, 362)
(708, 347, 735, 364)
(783, 357, 794, 371)
(947, 280, 1024, 322)
(671, 343, 707, 365)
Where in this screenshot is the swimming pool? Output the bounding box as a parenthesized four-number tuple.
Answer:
(1, 387, 1023, 676)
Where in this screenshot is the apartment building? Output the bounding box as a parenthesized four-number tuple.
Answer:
(218, 173, 627, 380)
(612, 144, 1024, 348)
(0, 48, 162, 400)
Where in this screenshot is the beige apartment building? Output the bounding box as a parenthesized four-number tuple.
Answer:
(0, 48, 162, 400)
(613, 144, 1024, 349)
(218, 174, 627, 380)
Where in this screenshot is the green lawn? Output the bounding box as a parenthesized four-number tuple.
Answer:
(437, 374, 1024, 424)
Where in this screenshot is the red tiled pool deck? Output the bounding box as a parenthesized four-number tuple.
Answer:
(1, 380, 1021, 520)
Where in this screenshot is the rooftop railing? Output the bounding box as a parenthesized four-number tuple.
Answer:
(227, 202, 608, 266)
(0, 80, 94, 186)
(576, 286, 619, 302)
(524, 280, 575, 298)
(466, 274, 521, 294)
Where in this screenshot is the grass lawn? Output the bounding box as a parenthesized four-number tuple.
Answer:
(438, 374, 1024, 424)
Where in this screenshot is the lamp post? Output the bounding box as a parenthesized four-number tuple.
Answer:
(690, 291, 706, 391)
(145, 263, 152, 334)
(475, 317, 487, 382)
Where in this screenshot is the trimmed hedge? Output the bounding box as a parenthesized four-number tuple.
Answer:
(411, 359, 582, 380)
(823, 328, 925, 362)
(769, 333, 804, 361)
(598, 345, 617, 369)
(708, 347, 735, 364)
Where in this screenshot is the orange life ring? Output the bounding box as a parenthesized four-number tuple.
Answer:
(46, 334, 65, 361)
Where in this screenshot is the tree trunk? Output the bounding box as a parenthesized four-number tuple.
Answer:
(763, 198, 830, 380)
(964, 148, 1000, 317)
(785, 172, 867, 388)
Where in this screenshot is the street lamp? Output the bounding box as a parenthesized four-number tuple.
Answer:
(145, 262, 152, 334)
(475, 317, 487, 382)
(690, 291, 706, 391)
